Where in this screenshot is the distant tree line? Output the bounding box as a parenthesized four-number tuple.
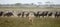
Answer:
(0, 1, 60, 7)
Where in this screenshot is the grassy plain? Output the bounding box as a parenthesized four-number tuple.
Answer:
(0, 7, 60, 27)
(0, 17, 60, 27)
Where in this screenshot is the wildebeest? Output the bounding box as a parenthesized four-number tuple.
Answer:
(21, 11, 29, 17)
(54, 12, 60, 18)
(42, 11, 48, 17)
(17, 13, 21, 17)
(4, 12, 13, 17)
(21, 12, 25, 17)
(0, 11, 4, 16)
(37, 11, 42, 17)
(48, 12, 53, 16)
(25, 12, 29, 17)
(17, 11, 29, 17)
(37, 11, 48, 18)
(33, 12, 38, 17)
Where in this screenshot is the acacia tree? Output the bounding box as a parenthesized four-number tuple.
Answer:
(45, 1, 51, 6)
(45, 1, 53, 8)
(38, 2, 42, 6)
(15, 3, 22, 6)
(30, 3, 34, 5)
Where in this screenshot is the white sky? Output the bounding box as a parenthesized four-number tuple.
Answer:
(0, 0, 60, 4)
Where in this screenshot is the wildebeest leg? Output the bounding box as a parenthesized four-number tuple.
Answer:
(26, 14, 29, 18)
(56, 16, 59, 18)
(55, 16, 57, 18)
(36, 16, 38, 17)
(22, 14, 24, 18)
(39, 15, 40, 18)
(42, 15, 43, 17)
(55, 16, 56, 18)
(26, 15, 28, 18)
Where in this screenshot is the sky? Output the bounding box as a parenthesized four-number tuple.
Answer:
(0, 0, 60, 4)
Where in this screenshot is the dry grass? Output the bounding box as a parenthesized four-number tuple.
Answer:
(0, 7, 60, 12)
(0, 17, 60, 27)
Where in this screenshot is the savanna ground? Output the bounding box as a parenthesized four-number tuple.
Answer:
(0, 7, 60, 27)
(0, 17, 60, 27)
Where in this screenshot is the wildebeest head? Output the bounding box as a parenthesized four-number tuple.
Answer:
(34, 12, 39, 17)
(0, 11, 4, 16)
(43, 11, 48, 15)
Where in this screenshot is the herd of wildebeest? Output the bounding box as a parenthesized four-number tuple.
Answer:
(0, 10, 60, 18)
